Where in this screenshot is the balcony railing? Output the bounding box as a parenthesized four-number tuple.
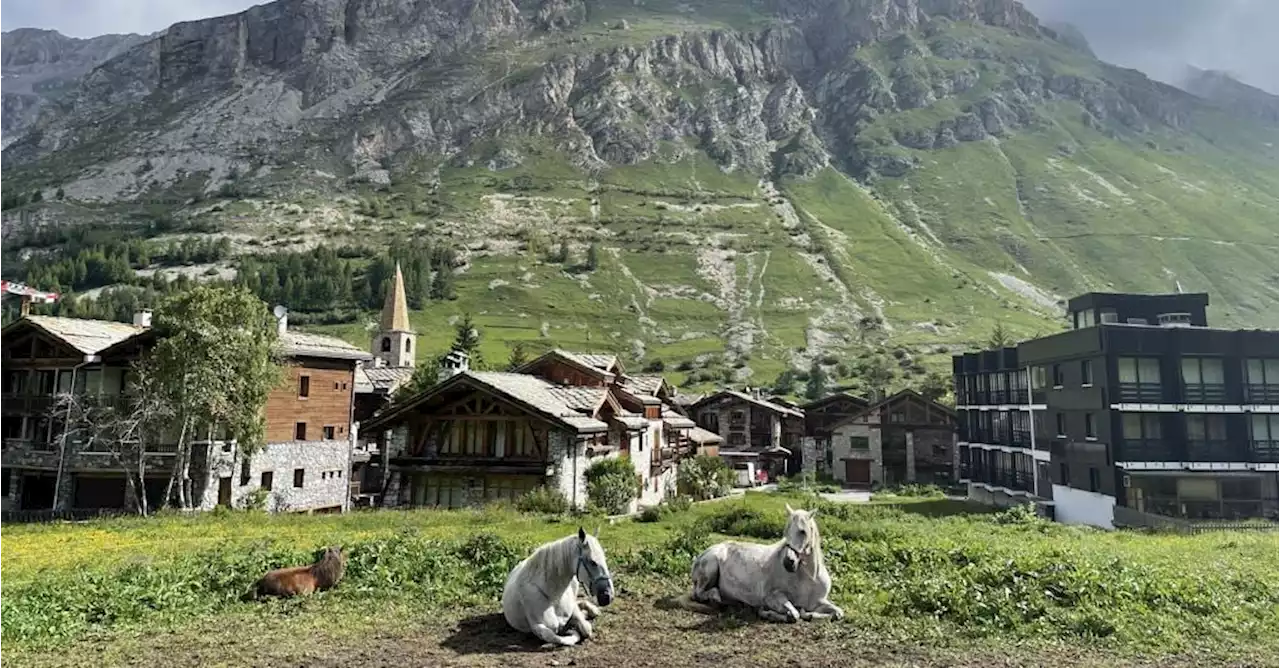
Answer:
(1186, 440, 1231, 462)
(1, 394, 56, 414)
(1120, 440, 1178, 461)
(1118, 382, 1163, 402)
(1245, 384, 1279, 404)
(967, 468, 1035, 494)
(1249, 440, 1279, 463)
(1183, 384, 1227, 404)
(3, 438, 56, 452)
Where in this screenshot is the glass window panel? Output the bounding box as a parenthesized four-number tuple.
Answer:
(1177, 478, 1219, 500)
(1118, 358, 1137, 383)
(1144, 415, 1162, 439)
(1138, 358, 1161, 383)
(1200, 359, 1224, 384)
(1245, 359, 1262, 383)
(1187, 416, 1206, 440)
(1123, 414, 1142, 439)
(1267, 359, 1279, 383)
(1180, 359, 1201, 384)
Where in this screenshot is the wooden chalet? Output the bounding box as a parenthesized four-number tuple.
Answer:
(362, 349, 708, 510)
(690, 389, 805, 483)
(826, 389, 956, 488)
(801, 392, 870, 478)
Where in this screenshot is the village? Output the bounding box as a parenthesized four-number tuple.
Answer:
(1, 267, 959, 520)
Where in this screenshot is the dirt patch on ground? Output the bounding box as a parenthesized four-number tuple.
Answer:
(15, 595, 1253, 668)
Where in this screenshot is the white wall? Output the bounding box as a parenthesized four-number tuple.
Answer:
(1052, 484, 1116, 529)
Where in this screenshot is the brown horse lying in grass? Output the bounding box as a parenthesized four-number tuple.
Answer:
(244, 546, 346, 600)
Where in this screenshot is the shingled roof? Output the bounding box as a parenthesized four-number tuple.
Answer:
(15, 316, 147, 356)
(364, 370, 610, 433)
(279, 331, 372, 361)
(356, 365, 417, 394)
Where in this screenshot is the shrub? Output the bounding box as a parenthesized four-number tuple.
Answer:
(677, 455, 736, 500)
(873, 483, 946, 499)
(776, 473, 840, 495)
(619, 523, 710, 575)
(635, 496, 695, 523)
(514, 486, 570, 515)
(584, 456, 639, 515)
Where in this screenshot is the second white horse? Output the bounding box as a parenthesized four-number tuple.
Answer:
(502, 527, 615, 646)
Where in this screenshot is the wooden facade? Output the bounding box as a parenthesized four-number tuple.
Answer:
(266, 359, 357, 443)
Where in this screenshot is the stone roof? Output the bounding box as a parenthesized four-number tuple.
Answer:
(379, 263, 412, 332)
(688, 426, 724, 445)
(662, 414, 696, 429)
(467, 371, 609, 431)
(279, 331, 373, 361)
(356, 365, 416, 394)
(696, 390, 805, 419)
(22, 315, 146, 355)
(621, 374, 666, 396)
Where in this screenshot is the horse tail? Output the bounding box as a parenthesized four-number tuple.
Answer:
(668, 592, 718, 614)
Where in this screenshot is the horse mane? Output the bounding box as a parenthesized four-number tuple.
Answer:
(309, 547, 346, 589)
(781, 510, 825, 577)
(524, 534, 579, 584)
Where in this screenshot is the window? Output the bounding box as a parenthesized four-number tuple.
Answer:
(1055, 413, 1067, 437)
(1088, 467, 1100, 493)
(1180, 358, 1224, 398)
(1031, 366, 1047, 390)
(1080, 360, 1093, 386)
(1122, 414, 1162, 440)
(299, 375, 310, 398)
(890, 411, 905, 423)
(261, 471, 274, 490)
(1249, 414, 1278, 442)
(1117, 358, 1162, 401)
(381, 337, 391, 352)
(404, 339, 412, 353)
(1099, 308, 1118, 324)
(295, 422, 307, 440)
(323, 425, 336, 440)
(1244, 358, 1278, 385)
(728, 432, 746, 446)
(1059, 462, 1069, 485)
(293, 468, 305, 488)
(1084, 413, 1096, 439)
(334, 382, 339, 390)
(240, 458, 251, 486)
(1051, 364, 1064, 387)
(850, 436, 870, 450)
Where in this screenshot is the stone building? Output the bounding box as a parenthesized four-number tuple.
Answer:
(800, 392, 870, 478)
(361, 349, 710, 511)
(690, 389, 805, 484)
(827, 389, 956, 488)
(1, 309, 370, 516)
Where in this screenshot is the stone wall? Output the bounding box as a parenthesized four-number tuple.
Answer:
(830, 412, 883, 485)
(195, 439, 351, 512)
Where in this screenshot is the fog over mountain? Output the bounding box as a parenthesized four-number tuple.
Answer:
(1021, 0, 1278, 94)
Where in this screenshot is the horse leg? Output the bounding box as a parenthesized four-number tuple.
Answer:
(529, 602, 580, 647)
(531, 623, 581, 647)
(799, 598, 845, 622)
(568, 606, 594, 640)
(577, 599, 601, 620)
(760, 591, 801, 624)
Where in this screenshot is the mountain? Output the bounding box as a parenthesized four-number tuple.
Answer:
(1, 28, 149, 145)
(1177, 66, 1278, 123)
(2, 0, 1276, 393)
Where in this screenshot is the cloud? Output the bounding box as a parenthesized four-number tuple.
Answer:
(1, 0, 262, 38)
(1021, 0, 1279, 94)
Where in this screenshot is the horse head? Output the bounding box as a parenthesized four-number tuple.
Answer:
(576, 526, 614, 607)
(781, 504, 820, 573)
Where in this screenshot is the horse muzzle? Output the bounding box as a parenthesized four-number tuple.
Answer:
(595, 581, 614, 607)
(782, 546, 800, 573)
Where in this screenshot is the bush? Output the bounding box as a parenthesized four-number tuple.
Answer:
(702, 505, 785, 540)
(619, 523, 710, 576)
(635, 496, 695, 523)
(873, 483, 946, 500)
(677, 455, 736, 501)
(514, 486, 570, 515)
(776, 473, 840, 495)
(584, 456, 639, 515)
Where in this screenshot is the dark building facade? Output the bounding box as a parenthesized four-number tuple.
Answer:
(955, 293, 1278, 526)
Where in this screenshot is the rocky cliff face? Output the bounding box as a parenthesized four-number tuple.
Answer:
(4, 0, 1233, 202)
(1, 28, 147, 144)
(1178, 66, 1278, 123)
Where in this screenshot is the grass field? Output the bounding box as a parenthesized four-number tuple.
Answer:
(2, 493, 1275, 667)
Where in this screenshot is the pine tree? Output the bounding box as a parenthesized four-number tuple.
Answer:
(451, 313, 485, 370)
(804, 360, 827, 401)
(430, 267, 455, 301)
(988, 322, 1012, 349)
(506, 341, 530, 371)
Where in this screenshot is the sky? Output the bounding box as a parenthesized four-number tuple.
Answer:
(1021, 0, 1279, 93)
(2, 0, 1277, 94)
(1, 0, 262, 38)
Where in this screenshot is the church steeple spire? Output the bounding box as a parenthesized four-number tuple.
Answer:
(380, 263, 411, 332)
(370, 263, 416, 368)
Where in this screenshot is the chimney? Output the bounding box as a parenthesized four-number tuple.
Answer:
(438, 348, 470, 383)
(132, 309, 153, 328)
(274, 305, 289, 335)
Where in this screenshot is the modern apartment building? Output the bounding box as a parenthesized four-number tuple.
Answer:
(954, 292, 1278, 527)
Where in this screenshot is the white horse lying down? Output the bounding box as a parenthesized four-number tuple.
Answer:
(502, 527, 615, 646)
(688, 504, 844, 623)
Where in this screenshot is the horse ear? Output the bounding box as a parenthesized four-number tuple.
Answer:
(785, 503, 794, 514)
(578, 527, 587, 542)
(809, 508, 820, 518)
